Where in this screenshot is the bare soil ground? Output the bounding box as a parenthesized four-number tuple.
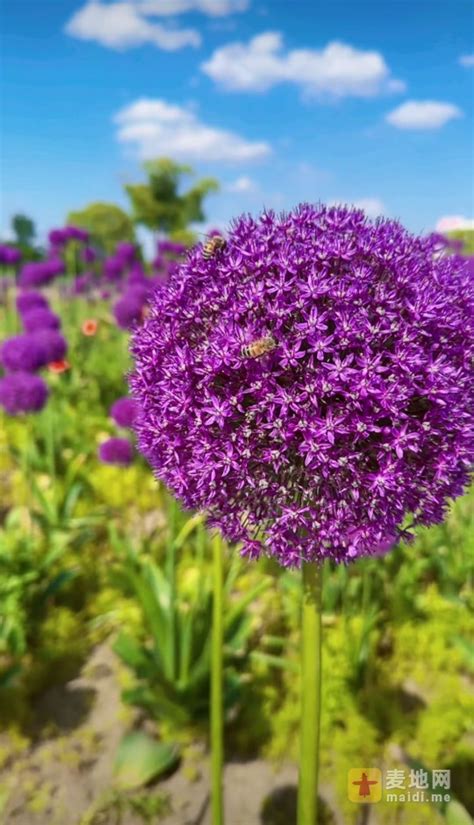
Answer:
(0, 644, 346, 825)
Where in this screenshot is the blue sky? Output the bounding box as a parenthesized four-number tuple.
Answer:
(1, 0, 473, 245)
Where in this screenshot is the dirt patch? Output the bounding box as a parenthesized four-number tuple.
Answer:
(0, 644, 344, 825)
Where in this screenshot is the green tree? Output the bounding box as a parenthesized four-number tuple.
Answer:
(67, 202, 135, 254)
(11, 214, 36, 247)
(124, 158, 219, 240)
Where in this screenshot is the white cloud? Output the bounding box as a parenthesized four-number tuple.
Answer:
(201, 32, 404, 97)
(386, 100, 462, 129)
(227, 175, 256, 192)
(459, 54, 474, 67)
(435, 215, 474, 232)
(137, 0, 249, 15)
(114, 98, 271, 162)
(65, 1, 200, 50)
(331, 198, 386, 219)
(352, 198, 386, 218)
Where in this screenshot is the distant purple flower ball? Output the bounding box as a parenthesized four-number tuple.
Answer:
(98, 437, 133, 466)
(1, 334, 49, 372)
(66, 226, 89, 243)
(16, 291, 49, 315)
(0, 372, 49, 415)
(22, 308, 61, 333)
(72, 274, 92, 295)
(19, 262, 53, 289)
(110, 396, 138, 428)
(82, 246, 97, 264)
(104, 256, 124, 281)
(0, 245, 21, 266)
(32, 329, 68, 363)
(113, 291, 145, 330)
(158, 240, 186, 257)
(116, 242, 137, 265)
(131, 204, 474, 566)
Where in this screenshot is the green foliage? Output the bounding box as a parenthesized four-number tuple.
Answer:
(67, 202, 135, 253)
(11, 214, 36, 247)
(0, 510, 76, 684)
(113, 732, 179, 789)
(124, 157, 218, 236)
(447, 228, 474, 255)
(111, 522, 271, 729)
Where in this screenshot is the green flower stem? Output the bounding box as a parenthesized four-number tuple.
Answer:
(211, 532, 224, 825)
(298, 561, 323, 825)
(166, 495, 178, 680)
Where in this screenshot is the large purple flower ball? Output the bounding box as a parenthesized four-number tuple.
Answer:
(0, 372, 49, 415)
(130, 205, 474, 566)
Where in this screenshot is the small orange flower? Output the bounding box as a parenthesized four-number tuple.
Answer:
(48, 359, 70, 374)
(82, 319, 98, 336)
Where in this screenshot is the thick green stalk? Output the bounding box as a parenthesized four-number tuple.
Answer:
(298, 561, 323, 825)
(211, 532, 224, 825)
(165, 495, 178, 680)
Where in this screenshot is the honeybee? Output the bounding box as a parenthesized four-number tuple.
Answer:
(242, 335, 277, 359)
(202, 235, 227, 260)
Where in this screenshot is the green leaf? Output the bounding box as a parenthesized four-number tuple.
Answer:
(114, 733, 179, 789)
(444, 800, 473, 825)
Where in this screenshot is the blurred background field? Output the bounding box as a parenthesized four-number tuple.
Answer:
(0, 182, 473, 823)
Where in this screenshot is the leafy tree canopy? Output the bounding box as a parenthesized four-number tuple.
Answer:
(124, 158, 219, 238)
(67, 202, 135, 254)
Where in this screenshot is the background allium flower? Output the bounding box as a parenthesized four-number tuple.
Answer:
(0, 371, 49, 415)
(98, 437, 133, 466)
(158, 240, 186, 257)
(116, 242, 137, 265)
(31, 330, 68, 363)
(131, 204, 474, 566)
(22, 307, 61, 333)
(110, 396, 138, 428)
(0, 245, 21, 266)
(104, 256, 124, 282)
(82, 246, 97, 264)
(16, 290, 50, 315)
(72, 273, 92, 295)
(113, 291, 146, 330)
(0, 334, 49, 372)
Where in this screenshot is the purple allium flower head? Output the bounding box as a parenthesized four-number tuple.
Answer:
(82, 246, 97, 264)
(48, 228, 68, 246)
(19, 262, 53, 289)
(152, 255, 165, 271)
(1, 334, 49, 372)
(16, 291, 49, 315)
(31, 329, 68, 363)
(22, 307, 61, 333)
(113, 290, 146, 330)
(0, 372, 49, 415)
(72, 273, 92, 295)
(104, 256, 124, 281)
(66, 226, 89, 243)
(0, 245, 21, 266)
(116, 242, 137, 265)
(130, 204, 474, 566)
(110, 396, 138, 428)
(98, 437, 133, 466)
(158, 240, 186, 257)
